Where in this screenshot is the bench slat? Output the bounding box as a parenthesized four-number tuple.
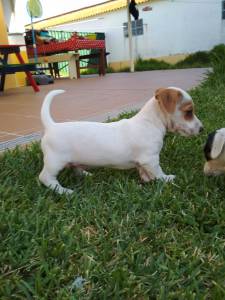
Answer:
(0, 63, 37, 74)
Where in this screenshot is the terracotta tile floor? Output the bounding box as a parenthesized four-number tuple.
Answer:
(0, 69, 208, 150)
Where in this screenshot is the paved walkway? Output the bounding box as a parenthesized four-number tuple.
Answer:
(0, 68, 208, 151)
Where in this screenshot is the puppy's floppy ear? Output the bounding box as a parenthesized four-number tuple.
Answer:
(211, 129, 225, 159)
(204, 131, 216, 161)
(155, 88, 181, 114)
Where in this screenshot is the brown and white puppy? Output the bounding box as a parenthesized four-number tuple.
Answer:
(204, 128, 225, 175)
(39, 87, 203, 194)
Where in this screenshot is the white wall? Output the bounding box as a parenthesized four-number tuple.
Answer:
(51, 0, 225, 63)
(146, 0, 222, 57)
(2, 0, 12, 31)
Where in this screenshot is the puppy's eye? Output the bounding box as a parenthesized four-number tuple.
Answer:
(185, 110, 193, 118)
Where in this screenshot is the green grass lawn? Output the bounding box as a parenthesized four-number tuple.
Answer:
(1, 65, 225, 299)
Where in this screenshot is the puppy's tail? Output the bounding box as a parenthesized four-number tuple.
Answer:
(41, 90, 65, 128)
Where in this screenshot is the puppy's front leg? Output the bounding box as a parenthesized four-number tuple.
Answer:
(138, 157, 175, 182)
(73, 166, 92, 177)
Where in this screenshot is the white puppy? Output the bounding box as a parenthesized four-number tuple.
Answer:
(39, 88, 203, 194)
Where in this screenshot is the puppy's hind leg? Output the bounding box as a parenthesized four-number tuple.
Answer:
(137, 166, 153, 182)
(39, 158, 73, 195)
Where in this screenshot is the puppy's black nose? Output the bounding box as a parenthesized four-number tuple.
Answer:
(199, 126, 204, 133)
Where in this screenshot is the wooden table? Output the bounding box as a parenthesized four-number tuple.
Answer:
(0, 44, 39, 92)
(29, 53, 80, 79)
(26, 34, 107, 77)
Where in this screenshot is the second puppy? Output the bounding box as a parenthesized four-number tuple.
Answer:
(204, 128, 225, 175)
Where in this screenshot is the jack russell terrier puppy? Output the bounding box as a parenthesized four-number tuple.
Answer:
(39, 88, 203, 194)
(204, 128, 225, 176)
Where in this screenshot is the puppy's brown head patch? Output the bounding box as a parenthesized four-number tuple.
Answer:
(155, 88, 182, 114)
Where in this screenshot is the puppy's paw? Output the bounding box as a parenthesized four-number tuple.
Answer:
(74, 168, 92, 177)
(161, 174, 175, 182)
(83, 170, 92, 177)
(56, 186, 74, 195)
(65, 188, 74, 194)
